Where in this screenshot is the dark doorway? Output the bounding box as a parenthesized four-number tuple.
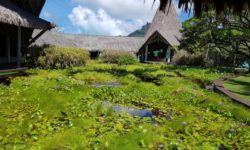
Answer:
(147, 41, 168, 62)
(90, 51, 100, 59)
(138, 32, 173, 63)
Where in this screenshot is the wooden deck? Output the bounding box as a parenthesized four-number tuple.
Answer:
(0, 68, 27, 78)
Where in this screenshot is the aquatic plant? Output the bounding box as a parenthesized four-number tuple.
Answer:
(0, 62, 249, 149)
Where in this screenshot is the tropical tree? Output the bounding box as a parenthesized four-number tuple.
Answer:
(180, 10, 250, 71)
(151, 0, 250, 71)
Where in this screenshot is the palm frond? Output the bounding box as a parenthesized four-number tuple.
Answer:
(154, 0, 249, 17)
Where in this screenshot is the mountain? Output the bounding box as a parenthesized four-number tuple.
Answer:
(128, 23, 151, 37)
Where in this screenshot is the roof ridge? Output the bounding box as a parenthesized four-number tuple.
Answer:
(49, 31, 145, 38)
(143, 3, 182, 46)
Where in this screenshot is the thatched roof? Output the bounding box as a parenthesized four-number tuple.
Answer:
(0, 0, 53, 29)
(33, 4, 181, 53)
(10, 0, 46, 16)
(157, 0, 250, 17)
(143, 3, 182, 47)
(33, 30, 144, 52)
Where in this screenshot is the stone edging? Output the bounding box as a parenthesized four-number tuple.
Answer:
(213, 77, 250, 108)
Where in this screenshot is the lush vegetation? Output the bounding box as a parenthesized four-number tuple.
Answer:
(0, 62, 249, 149)
(172, 50, 204, 66)
(179, 11, 250, 69)
(224, 75, 250, 101)
(24, 45, 90, 69)
(100, 50, 138, 65)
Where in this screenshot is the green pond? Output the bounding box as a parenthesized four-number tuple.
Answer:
(0, 63, 249, 149)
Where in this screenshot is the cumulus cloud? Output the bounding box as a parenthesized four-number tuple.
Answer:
(69, 0, 159, 36)
(68, 6, 145, 36)
(72, 0, 159, 22)
(68, 0, 183, 36)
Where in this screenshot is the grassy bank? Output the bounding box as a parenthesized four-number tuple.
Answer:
(224, 75, 250, 101)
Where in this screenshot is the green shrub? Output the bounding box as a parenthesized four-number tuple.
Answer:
(24, 45, 46, 68)
(117, 55, 138, 65)
(25, 45, 89, 69)
(100, 50, 138, 65)
(173, 50, 190, 66)
(189, 53, 204, 66)
(173, 50, 204, 66)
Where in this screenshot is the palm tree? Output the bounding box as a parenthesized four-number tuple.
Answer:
(154, 0, 250, 16)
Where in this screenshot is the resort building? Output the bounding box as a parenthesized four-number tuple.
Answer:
(0, 0, 53, 68)
(35, 3, 181, 63)
(0, 0, 181, 67)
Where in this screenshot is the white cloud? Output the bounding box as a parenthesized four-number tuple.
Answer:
(68, 0, 183, 36)
(68, 6, 145, 36)
(72, 0, 160, 22)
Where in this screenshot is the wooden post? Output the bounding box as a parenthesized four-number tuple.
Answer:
(6, 36, 10, 63)
(145, 45, 148, 61)
(166, 48, 171, 63)
(205, 49, 209, 60)
(17, 26, 22, 68)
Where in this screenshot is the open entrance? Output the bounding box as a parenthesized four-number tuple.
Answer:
(147, 41, 170, 62)
(0, 23, 19, 69)
(90, 51, 101, 59)
(138, 31, 173, 63)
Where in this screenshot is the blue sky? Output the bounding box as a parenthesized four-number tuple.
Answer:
(40, 0, 192, 36)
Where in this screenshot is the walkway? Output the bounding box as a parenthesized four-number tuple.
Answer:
(214, 78, 250, 108)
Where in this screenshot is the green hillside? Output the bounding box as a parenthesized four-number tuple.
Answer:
(128, 23, 151, 37)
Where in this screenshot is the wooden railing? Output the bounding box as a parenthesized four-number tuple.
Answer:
(0, 67, 27, 78)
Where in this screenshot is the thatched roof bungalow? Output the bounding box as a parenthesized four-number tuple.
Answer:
(0, 0, 54, 68)
(138, 3, 181, 62)
(35, 3, 181, 62)
(33, 31, 144, 59)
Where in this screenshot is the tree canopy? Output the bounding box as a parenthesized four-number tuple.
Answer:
(180, 10, 250, 70)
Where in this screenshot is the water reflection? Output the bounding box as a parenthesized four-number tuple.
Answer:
(103, 102, 153, 118)
(93, 82, 121, 87)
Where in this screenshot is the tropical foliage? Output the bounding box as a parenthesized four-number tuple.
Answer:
(0, 62, 249, 149)
(100, 50, 138, 65)
(172, 50, 204, 66)
(155, 0, 250, 16)
(25, 45, 90, 69)
(179, 11, 250, 69)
